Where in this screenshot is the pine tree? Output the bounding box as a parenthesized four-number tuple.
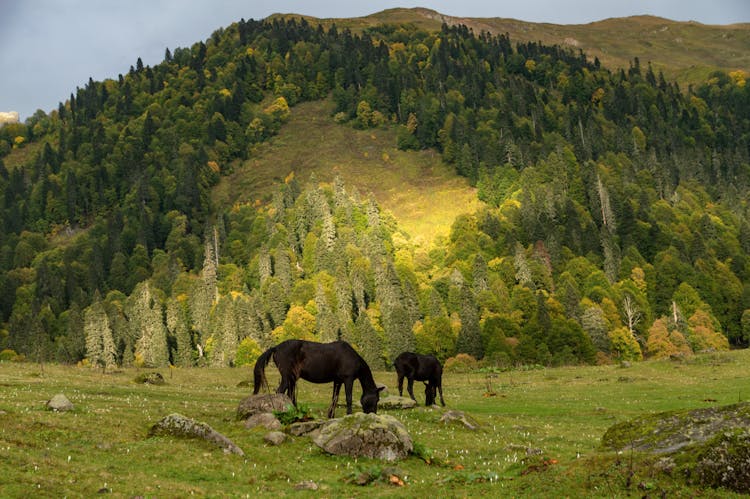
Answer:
(352, 311, 387, 370)
(315, 279, 339, 342)
(130, 282, 169, 367)
(166, 295, 193, 367)
(84, 294, 116, 370)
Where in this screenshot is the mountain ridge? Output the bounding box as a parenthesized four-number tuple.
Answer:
(267, 7, 750, 88)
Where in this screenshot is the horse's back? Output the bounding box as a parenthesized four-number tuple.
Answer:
(297, 340, 364, 383)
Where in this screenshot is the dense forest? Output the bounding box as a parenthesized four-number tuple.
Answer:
(0, 18, 748, 369)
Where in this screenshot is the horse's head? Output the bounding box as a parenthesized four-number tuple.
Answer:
(361, 385, 385, 414)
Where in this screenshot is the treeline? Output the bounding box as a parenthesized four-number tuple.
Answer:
(0, 17, 748, 366)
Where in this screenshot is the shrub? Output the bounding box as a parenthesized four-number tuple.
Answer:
(235, 337, 262, 367)
(0, 349, 20, 362)
(273, 403, 312, 425)
(444, 353, 478, 373)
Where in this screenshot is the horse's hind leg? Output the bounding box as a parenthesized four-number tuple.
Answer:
(437, 381, 445, 406)
(328, 382, 342, 418)
(277, 374, 298, 406)
(397, 372, 405, 397)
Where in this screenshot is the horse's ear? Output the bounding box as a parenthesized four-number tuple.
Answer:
(377, 385, 386, 393)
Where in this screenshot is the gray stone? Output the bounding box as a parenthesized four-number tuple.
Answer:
(294, 480, 318, 490)
(264, 431, 287, 446)
(313, 412, 413, 461)
(288, 419, 327, 436)
(149, 413, 244, 456)
(244, 412, 281, 431)
(439, 410, 480, 430)
(378, 396, 417, 410)
(46, 393, 74, 412)
(236, 393, 293, 420)
(134, 372, 165, 385)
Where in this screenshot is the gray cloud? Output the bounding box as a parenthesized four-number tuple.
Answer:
(1, 0, 747, 120)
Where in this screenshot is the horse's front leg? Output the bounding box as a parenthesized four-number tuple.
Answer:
(343, 379, 354, 415)
(327, 382, 342, 418)
(406, 377, 417, 402)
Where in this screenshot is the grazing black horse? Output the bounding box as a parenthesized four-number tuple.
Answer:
(253, 339, 384, 418)
(394, 352, 445, 406)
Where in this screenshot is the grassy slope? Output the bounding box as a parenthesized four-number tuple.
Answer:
(271, 8, 750, 89)
(212, 99, 482, 246)
(2, 350, 749, 496)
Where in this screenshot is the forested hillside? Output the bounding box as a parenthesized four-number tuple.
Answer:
(0, 16, 748, 369)
(281, 8, 750, 90)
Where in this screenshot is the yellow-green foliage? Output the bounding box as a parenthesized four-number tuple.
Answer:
(608, 327, 643, 361)
(234, 337, 262, 367)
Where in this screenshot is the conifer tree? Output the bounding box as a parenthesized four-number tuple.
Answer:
(130, 282, 169, 367)
(315, 279, 339, 342)
(84, 293, 116, 370)
(166, 295, 193, 367)
(352, 311, 387, 370)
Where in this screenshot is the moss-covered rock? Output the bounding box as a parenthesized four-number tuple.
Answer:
(690, 429, 750, 493)
(149, 413, 244, 455)
(134, 372, 165, 385)
(601, 402, 750, 494)
(236, 393, 293, 420)
(313, 412, 413, 461)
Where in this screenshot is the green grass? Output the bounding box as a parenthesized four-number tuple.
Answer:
(2, 351, 750, 497)
(212, 99, 482, 246)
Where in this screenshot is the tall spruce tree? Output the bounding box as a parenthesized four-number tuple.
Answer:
(84, 293, 116, 370)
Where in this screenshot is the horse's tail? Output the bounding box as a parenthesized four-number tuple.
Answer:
(253, 345, 276, 394)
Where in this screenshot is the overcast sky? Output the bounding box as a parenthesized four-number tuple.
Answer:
(1, 1, 748, 121)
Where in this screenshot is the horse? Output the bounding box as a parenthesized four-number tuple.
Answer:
(253, 339, 384, 418)
(394, 352, 445, 406)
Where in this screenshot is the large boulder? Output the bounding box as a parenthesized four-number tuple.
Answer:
(46, 394, 74, 412)
(149, 413, 244, 455)
(313, 412, 412, 461)
(601, 402, 750, 493)
(244, 412, 282, 431)
(236, 393, 293, 420)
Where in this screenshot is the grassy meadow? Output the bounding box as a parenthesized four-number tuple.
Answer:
(211, 99, 482, 247)
(2, 350, 750, 497)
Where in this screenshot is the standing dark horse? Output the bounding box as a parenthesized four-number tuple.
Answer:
(394, 352, 445, 406)
(253, 339, 384, 418)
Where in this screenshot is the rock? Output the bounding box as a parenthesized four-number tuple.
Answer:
(149, 413, 244, 456)
(264, 431, 287, 446)
(601, 402, 750, 494)
(692, 430, 750, 493)
(439, 410, 480, 430)
(134, 372, 165, 385)
(244, 412, 281, 431)
(377, 396, 417, 410)
(294, 480, 318, 490)
(46, 394, 74, 412)
(288, 419, 327, 437)
(236, 393, 294, 420)
(313, 412, 413, 461)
